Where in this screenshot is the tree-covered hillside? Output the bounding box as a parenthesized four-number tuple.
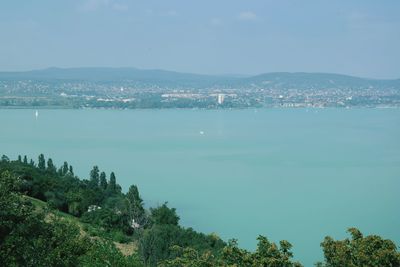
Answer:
(1, 154, 399, 266)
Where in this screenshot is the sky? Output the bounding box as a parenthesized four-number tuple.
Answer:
(0, 0, 399, 79)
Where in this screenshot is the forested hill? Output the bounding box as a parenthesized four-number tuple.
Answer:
(235, 72, 400, 90)
(1, 154, 400, 266)
(0, 67, 231, 88)
(0, 67, 399, 89)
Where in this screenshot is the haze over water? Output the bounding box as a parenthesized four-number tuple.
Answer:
(1, 108, 399, 265)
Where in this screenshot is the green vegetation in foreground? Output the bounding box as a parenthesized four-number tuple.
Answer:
(1, 154, 400, 266)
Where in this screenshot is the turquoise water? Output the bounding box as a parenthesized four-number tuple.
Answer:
(1, 108, 399, 266)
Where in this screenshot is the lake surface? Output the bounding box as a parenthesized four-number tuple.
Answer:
(1, 108, 399, 266)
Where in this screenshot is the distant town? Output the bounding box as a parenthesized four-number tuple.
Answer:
(1, 68, 399, 109)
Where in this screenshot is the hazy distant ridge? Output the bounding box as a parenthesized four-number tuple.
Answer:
(238, 72, 400, 89)
(0, 67, 399, 89)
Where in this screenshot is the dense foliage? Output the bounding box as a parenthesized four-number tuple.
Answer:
(317, 228, 400, 267)
(0, 154, 225, 266)
(0, 170, 141, 267)
(1, 154, 399, 266)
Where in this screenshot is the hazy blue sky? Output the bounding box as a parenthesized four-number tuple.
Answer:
(0, 0, 399, 78)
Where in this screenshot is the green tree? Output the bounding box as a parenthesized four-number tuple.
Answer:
(139, 224, 181, 266)
(79, 240, 143, 267)
(252, 235, 302, 266)
(66, 190, 86, 216)
(62, 161, 69, 176)
(108, 172, 117, 193)
(23, 155, 28, 164)
(1, 155, 10, 162)
(221, 239, 253, 266)
(100, 171, 107, 190)
(47, 158, 57, 173)
(0, 171, 90, 266)
(89, 166, 100, 188)
(38, 154, 46, 170)
(150, 202, 179, 226)
(81, 205, 130, 232)
(69, 165, 74, 176)
(127, 185, 145, 226)
(222, 236, 303, 267)
(319, 228, 400, 267)
(0, 171, 29, 243)
(18, 155, 22, 162)
(160, 246, 218, 267)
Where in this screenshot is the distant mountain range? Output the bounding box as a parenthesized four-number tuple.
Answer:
(237, 72, 400, 90)
(0, 67, 399, 89)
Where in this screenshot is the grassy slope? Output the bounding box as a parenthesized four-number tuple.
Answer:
(24, 195, 137, 256)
